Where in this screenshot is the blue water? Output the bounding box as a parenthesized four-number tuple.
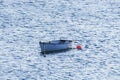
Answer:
(0, 0, 120, 80)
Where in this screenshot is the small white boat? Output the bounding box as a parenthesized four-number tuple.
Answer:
(39, 40, 73, 53)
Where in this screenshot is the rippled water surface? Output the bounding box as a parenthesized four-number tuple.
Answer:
(0, 0, 120, 80)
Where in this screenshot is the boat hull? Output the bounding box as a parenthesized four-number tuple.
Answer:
(39, 40, 73, 52)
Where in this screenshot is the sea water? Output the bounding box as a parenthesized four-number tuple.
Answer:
(0, 0, 120, 80)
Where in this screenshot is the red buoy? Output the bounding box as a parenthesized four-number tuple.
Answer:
(76, 45, 82, 49)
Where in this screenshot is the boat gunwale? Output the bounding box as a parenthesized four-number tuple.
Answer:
(39, 40, 73, 44)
